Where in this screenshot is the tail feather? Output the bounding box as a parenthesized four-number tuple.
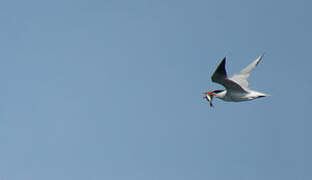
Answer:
(257, 92, 270, 98)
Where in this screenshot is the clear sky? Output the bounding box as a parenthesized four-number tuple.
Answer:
(0, 0, 311, 179)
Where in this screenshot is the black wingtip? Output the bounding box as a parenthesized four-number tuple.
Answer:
(221, 56, 226, 67)
(214, 57, 227, 78)
(222, 56, 226, 62)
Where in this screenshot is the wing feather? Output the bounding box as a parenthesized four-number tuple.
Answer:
(230, 54, 263, 89)
(211, 57, 248, 93)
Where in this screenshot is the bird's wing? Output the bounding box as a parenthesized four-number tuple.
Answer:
(230, 54, 263, 89)
(211, 57, 248, 93)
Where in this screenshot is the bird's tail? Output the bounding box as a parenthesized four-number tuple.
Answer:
(257, 92, 270, 98)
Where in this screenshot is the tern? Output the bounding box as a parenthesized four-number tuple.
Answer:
(204, 54, 268, 107)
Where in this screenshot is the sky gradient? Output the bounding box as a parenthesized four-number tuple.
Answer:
(0, 0, 311, 179)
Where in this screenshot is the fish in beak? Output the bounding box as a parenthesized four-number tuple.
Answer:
(204, 92, 214, 107)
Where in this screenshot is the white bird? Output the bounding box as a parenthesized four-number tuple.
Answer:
(204, 54, 269, 107)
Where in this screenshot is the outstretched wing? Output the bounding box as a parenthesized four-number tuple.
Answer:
(211, 57, 248, 93)
(230, 54, 264, 89)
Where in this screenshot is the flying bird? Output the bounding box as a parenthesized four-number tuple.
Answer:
(204, 54, 269, 107)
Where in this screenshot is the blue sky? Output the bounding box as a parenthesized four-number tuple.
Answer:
(0, 0, 311, 179)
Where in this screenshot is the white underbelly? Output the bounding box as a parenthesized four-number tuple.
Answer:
(223, 92, 250, 102)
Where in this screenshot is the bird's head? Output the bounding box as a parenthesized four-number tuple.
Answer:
(203, 90, 224, 107)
